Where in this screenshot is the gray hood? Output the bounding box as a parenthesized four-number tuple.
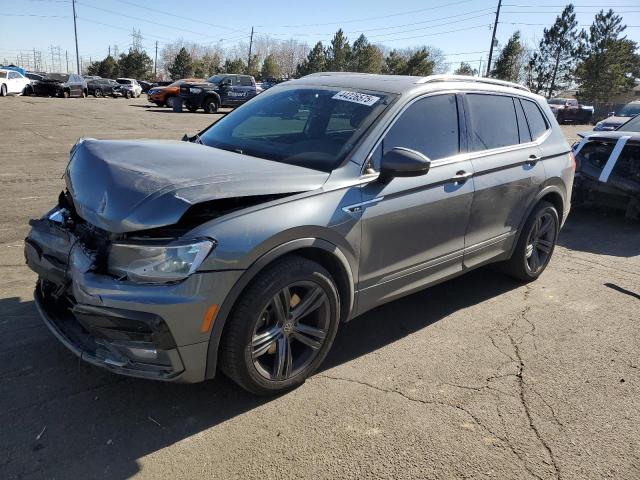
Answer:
(65, 138, 329, 233)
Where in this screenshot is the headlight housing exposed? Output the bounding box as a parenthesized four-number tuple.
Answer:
(108, 238, 215, 284)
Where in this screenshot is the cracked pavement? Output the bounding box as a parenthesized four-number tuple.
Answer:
(1, 97, 639, 479)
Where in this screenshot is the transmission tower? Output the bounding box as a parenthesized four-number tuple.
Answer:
(130, 29, 143, 52)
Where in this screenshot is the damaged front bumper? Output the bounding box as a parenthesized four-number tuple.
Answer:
(24, 214, 242, 383)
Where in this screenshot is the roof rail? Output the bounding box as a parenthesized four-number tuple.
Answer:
(418, 75, 531, 92)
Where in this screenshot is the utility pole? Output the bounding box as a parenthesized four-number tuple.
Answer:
(154, 41, 158, 76)
(478, 58, 483, 77)
(486, 0, 502, 77)
(108, 45, 111, 57)
(66, 51, 69, 73)
(72, 0, 80, 74)
(247, 26, 254, 74)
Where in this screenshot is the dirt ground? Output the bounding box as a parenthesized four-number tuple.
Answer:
(0, 96, 638, 480)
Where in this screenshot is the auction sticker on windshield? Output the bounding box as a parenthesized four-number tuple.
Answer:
(332, 91, 380, 106)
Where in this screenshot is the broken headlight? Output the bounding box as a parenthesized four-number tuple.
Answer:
(108, 238, 215, 284)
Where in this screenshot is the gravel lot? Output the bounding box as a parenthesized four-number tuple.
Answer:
(1, 96, 638, 480)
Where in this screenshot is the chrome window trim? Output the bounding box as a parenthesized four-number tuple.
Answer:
(359, 89, 553, 177)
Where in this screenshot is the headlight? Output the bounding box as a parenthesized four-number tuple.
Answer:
(189, 87, 202, 94)
(107, 238, 215, 284)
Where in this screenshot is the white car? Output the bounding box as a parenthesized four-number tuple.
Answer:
(116, 78, 142, 98)
(0, 69, 30, 96)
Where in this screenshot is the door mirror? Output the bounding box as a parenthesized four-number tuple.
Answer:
(379, 147, 431, 182)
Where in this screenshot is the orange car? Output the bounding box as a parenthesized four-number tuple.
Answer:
(147, 78, 204, 108)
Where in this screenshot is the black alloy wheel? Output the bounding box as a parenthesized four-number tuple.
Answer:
(94, 89, 103, 97)
(220, 256, 340, 395)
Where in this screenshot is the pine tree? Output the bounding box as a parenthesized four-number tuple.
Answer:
(491, 31, 525, 82)
(223, 58, 246, 74)
(350, 35, 383, 73)
(117, 49, 153, 79)
(383, 50, 407, 75)
(167, 47, 194, 80)
(296, 42, 326, 76)
(575, 9, 640, 103)
(326, 29, 351, 71)
(454, 62, 477, 76)
(193, 53, 221, 78)
(404, 48, 434, 76)
(261, 54, 281, 79)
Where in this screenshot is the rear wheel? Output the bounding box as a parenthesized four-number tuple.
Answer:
(220, 256, 340, 395)
(165, 96, 176, 108)
(94, 89, 103, 98)
(203, 97, 218, 114)
(502, 201, 559, 282)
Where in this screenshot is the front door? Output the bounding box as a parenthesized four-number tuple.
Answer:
(461, 93, 547, 269)
(357, 94, 475, 314)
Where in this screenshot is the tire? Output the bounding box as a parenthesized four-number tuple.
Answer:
(94, 89, 103, 98)
(165, 96, 175, 108)
(23, 85, 32, 96)
(203, 97, 218, 114)
(220, 255, 341, 395)
(502, 201, 559, 282)
(62, 89, 70, 98)
(1, 84, 7, 97)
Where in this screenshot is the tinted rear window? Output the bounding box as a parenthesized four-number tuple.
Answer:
(239, 76, 253, 86)
(521, 99, 549, 140)
(383, 94, 459, 161)
(466, 94, 519, 151)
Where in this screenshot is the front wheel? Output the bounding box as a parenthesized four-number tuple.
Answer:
(502, 201, 559, 282)
(220, 256, 340, 395)
(165, 96, 175, 108)
(94, 89, 103, 98)
(0, 84, 7, 97)
(203, 97, 218, 114)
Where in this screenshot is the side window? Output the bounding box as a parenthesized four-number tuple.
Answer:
(231, 76, 240, 86)
(8, 71, 18, 79)
(466, 94, 519, 151)
(239, 76, 252, 86)
(380, 94, 459, 166)
(521, 99, 549, 140)
(515, 99, 532, 143)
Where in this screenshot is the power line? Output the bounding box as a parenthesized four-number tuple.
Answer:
(260, 0, 476, 28)
(0, 13, 70, 18)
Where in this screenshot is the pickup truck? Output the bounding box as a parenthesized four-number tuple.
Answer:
(179, 74, 257, 113)
(555, 98, 594, 124)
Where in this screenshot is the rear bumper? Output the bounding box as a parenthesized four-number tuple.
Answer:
(24, 217, 243, 383)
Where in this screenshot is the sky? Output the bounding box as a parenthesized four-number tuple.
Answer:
(1, 0, 639, 74)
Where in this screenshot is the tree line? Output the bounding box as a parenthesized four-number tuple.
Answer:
(488, 6, 640, 103)
(86, 5, 639, 104)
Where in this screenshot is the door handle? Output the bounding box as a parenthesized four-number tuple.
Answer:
(450, 171, 473, 184)
(525, 155, 541, 166)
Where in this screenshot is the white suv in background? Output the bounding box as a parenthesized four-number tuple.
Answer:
(116, 78, 142, 98)
(0, 69, 30, 96)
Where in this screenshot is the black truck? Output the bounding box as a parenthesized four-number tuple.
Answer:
(179, 74, 257, 113)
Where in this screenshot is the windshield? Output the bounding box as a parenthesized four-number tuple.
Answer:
(116, 79, 132, 85)
(200, 86, 395, 172)
(207, 74, 226, 85)
(617, 104, 640, 117)
(618, 115, 640, 132)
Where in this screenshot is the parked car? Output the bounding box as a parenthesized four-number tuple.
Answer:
(139, 80, 154, 93)
(24, 74, 573, 395)
(594, 101, 640, 131)
(180, 74, 258, 113)
(573, 114, 640, 218)
(116, 78, 142, 98)
(555, 98, 594, 124)
(547, 97, 570, 117)
(0, 68, 31, 96)
(24, 72, 45, 96)
(147, 78, 204, 108)
(32, 73, 87, 98)
(87, 78, 122, 97)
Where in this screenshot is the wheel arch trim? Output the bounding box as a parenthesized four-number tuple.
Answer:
(204, 237, 355, 379)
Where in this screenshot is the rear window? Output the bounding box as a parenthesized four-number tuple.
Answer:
(521, 99, 549, 140)
(116, 79, 132, 85)
(0, 71, 6, 79)
(239, 76, 253, 86)
(466, 94, 519, 151)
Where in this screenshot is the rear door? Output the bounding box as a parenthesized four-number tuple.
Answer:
(357, 93, 475, 313)
(462, 93, 547, 268)
(237, 76, 256, 103)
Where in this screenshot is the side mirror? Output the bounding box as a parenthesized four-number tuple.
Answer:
(379, 147, 431, 183)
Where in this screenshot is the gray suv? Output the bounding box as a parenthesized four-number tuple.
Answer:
(24, 74, 574, 395)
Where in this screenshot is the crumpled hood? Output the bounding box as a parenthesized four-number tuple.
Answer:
(65, 138, 329, 233)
